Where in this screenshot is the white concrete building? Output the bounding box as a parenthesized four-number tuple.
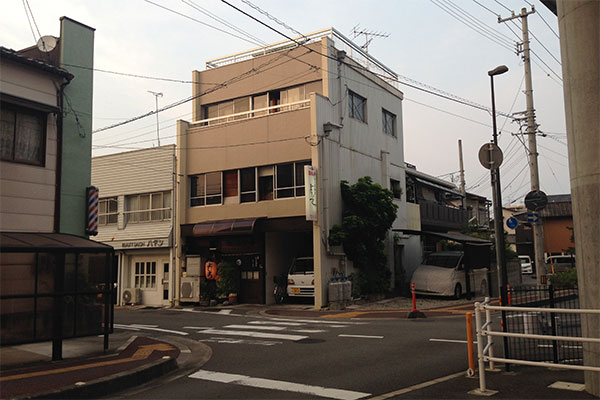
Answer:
(176, 29, 412, 308)
(92, 145, 176, 306)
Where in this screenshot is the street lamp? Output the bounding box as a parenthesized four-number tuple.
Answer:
(148, 90, 163, 146)
(488, 64, 510, 369)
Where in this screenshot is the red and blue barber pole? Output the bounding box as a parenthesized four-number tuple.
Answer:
(86, 186, 99, 236)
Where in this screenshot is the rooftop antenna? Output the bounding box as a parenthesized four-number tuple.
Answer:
(351, 25, 390, 53)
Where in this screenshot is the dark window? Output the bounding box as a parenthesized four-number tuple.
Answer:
(190, 172, 222, 206)
(382, 108, 396, 136)
(1, 104, 46, 165)
(275, 163, 294, 199)
(99, 197, 118, 225)
(390, 179, 402, 199)
(348, 91, 366, 122)
(258, 165, 274, 201)
(240, 167, 256, 203)
(224, 170, 238, 198)
(295, 161, 309, 197)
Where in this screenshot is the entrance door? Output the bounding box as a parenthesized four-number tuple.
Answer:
(238, 254, 264, 304)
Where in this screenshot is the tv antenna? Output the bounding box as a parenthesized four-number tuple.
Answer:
(351, 25, 390, 53)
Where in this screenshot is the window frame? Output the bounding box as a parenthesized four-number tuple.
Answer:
(1, 103, 47, 166)
(274, 161, 309, 199)
(134, 261, 157, 290)
(190, 172, 223, 207)
(348, 90, 367, 123)
(382, 108, 396, 137)
(125, 191, 171, 223)
(98, 197, 118, 225)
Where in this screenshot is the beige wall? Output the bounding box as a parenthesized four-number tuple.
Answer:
(0, 60, 61, 232)
(193, 42, 323, 120)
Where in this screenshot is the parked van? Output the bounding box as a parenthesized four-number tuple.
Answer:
(545, 254, 575, 273)
(286, 257, 314, 298)
(519, 255, 534, 274)
(411, 251, 488, 298)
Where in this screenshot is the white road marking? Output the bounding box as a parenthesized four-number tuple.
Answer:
(269, 318, 362, 326)
(217, 309, 233, 315)
(129, 324, 158, 328)
(330, 325, 349, 328)
(429, 338, 474, 344)
(338, 334, 383, 339)
(120, 324, 189, 336)
(197, 329, 307, 341)
(248, 321, 304, 326)
(200, 337, 282, 346)
(114, 324, 141, 331)
(183, 326, 213, 330)
(292, 329, 327, 333)
(189, 370, 370, 400)
(224, 324, 286, 331)
(369, 371, 465, 399)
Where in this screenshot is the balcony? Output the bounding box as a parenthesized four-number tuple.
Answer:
(419, 200, 468, 231)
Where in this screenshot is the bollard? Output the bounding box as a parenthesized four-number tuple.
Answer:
(507, 284, 512, 305)
(407, 282, 426, 319)
(466, 312, 476, 377)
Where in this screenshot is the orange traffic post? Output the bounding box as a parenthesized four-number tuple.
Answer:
(466, 312, 476, 377)
(407, 282, 425, 319)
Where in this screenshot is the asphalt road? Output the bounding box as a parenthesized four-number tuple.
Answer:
(112, 307, 472, 399)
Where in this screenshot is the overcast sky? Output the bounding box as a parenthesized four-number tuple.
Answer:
(1, 0, 569, 205)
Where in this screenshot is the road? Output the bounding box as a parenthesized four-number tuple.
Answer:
(112, 306, 471, 399)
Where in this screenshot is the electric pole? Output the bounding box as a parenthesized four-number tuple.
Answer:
(499, 6, 546, 284)
(458, 139, 466, 208)
(148, 90, 163, 147)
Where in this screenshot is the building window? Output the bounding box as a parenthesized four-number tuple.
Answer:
(275, 161, 309, 198)
(390, 179, 402, 199)
(240, 167, 256, 203)
(258, 166, 274, 201)
(348, 90, 366, 122)
(98, 197, 118, 225)
(382, 109, 396, 137)
(1, 104, 46, 165)
(125, 191, 171, 223)
(190, 172, 222, 206)
(135, 261, 156, 289)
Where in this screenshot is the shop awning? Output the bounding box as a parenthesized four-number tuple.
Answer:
(192, 218, 259, 237)
(393, 229, 491, 245)
(0, 232, 114, 252)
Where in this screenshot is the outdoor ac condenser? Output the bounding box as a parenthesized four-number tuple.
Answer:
(180, 276, 200, 302)
(122, 288, 141, 305)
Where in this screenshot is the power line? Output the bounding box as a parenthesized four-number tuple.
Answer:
(143, 0, 264, 46)
(22, 0, 38, 44)
(239, 0, 307, 40)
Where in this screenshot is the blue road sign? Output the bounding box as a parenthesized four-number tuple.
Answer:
(506, 216, 518, 229)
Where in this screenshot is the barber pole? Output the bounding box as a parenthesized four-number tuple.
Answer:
(86, 186, 99, 236)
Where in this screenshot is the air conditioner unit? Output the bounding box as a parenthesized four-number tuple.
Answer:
(180, 276, 200, 302)
(122, 288, 141, 305)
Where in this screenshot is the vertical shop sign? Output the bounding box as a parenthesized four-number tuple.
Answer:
(304, 165, 317, 221)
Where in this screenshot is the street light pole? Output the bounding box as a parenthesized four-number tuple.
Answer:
(489, 64, 510, 370)
(148, 90, 163, 146)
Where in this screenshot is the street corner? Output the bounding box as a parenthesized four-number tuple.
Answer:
(0, 336, 179, 399)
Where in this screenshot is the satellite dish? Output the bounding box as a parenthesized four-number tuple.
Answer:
(36, 35, 57, 53)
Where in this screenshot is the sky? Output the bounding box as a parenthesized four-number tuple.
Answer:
(1, 0, 569, 205)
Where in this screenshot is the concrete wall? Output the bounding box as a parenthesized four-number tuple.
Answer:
(558, 1, 600, 395)
(58, 17, 94, 236)
(0, 60, 61, 232)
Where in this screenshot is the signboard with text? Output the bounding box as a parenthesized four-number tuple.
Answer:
(304, 165, 317, 221)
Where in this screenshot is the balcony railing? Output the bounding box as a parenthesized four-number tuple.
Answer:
(190, 99, 310, 128)
(205, 27, 399, 89)
(419, 200, 468, 230)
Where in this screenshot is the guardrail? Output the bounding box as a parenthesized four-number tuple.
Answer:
(473, 297, 600, 395)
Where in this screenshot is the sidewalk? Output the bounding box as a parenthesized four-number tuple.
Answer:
(0, 331, 211, 399)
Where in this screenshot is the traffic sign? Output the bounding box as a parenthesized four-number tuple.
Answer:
(478, 143, 503, 170)
(525, 190, 548, 211)
(506, 216, 518, 229)
(527, 212, 540, 223)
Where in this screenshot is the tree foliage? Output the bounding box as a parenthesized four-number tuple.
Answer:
(328, 177, 398, 294)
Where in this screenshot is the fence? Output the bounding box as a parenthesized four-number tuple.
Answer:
(473, 297, 600, 395)
(506, 285, 581, 364)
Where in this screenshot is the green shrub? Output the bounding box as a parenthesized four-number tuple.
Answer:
(549, 268, 578, 288)
(216, 260, 239, 298)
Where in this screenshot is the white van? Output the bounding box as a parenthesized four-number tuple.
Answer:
(411, 251, 488, 298)
(519, 255, 533, 274)
(286, 257, 314, 298)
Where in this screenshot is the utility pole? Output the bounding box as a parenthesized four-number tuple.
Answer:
(499, 7, 546, 284)
(148, 90, 163, 146)
(458, 139, 466, 207)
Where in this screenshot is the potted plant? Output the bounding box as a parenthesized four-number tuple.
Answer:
(216, 260, 239, 303)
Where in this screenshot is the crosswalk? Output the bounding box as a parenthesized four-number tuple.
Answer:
(188, 317, 374, 346)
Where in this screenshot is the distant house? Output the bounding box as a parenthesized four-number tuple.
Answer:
(92, 146, 176, 306)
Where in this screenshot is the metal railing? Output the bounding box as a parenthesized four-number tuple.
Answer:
(190, 99, 310, 127)
(473, 297, 600, 395)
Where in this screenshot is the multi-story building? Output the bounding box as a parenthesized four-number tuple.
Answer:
(175, 28, 409, 308)
(92, 145, 176, 306)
